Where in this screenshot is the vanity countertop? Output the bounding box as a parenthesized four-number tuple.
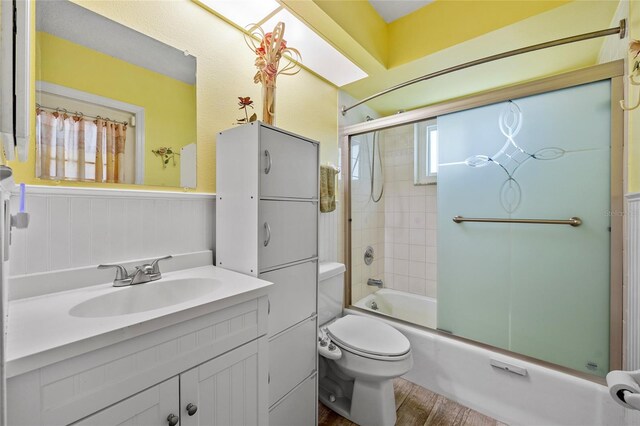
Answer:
(6, 265, 272, 378)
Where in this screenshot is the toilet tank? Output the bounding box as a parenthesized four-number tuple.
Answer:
(318, 262, 346, 326)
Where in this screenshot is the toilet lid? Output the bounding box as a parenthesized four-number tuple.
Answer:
(326, 315, 410, 357)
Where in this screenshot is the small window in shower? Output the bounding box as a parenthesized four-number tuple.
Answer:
(414, 119, 438, 185)
(351, 142, 361, 181)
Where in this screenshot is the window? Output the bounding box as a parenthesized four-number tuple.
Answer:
(350, 141, 361, 181)
(414, 119, 438, 185)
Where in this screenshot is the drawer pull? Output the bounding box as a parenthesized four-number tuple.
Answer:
(264, 150, 272, 174)
(167, 413, 180, 426)
(264, 222, 271, 247)
(186, 403, 198, 416)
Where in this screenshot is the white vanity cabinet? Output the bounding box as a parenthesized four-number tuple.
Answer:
(7, 297, 269, 426)
(217, 122, 319, 425)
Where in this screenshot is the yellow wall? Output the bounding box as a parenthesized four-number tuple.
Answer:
(37, 32, 196, 187)
(313, 0, 388, 68)
(8, 0, 339, 193)
(388, 0, 570, 68)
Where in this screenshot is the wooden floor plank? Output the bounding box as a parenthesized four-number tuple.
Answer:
(395, 380, 440, 425)
(318, 402, 357, 426)
(319, 378, 505, 426)
(393, 377, 416, 410)
(423, 395, 468, 426)
(460, 407, 500, 426)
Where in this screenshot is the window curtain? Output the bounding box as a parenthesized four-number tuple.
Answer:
(36, 110, 127, 183)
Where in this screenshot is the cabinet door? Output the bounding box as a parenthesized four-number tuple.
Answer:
(260, 260, 317, 336)
(259, 200, 317, 271)
(269, 374, 317, 426)
(260, 127, 318, 199)
(269, 317, 317, 407)
(74, 377, 178, 426)
(180, 338, 268, 426)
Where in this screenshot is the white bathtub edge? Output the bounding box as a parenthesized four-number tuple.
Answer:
(345, 308, 640, 426)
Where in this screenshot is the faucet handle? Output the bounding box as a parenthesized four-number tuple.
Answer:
(98, 264, 131, 287)
(150, 255, 172, 274)
(98, 263, 128, 279)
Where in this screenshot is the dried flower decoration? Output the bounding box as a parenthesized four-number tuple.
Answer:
(630, 39, 640, 60)
(152, 146, 180, 169)
(236, 96, 257, 124)
(244, 22, 301, 124)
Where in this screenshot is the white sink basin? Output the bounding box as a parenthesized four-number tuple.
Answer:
(69, 278, 221, 317)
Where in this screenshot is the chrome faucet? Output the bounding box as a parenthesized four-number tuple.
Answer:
(99, 255, 173, 287)
(367, 278, 383, 288)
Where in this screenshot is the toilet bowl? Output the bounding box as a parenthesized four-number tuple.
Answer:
(318, 262, 413, 426)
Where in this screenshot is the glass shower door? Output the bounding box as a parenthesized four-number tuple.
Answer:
(437, 80, 612, 376)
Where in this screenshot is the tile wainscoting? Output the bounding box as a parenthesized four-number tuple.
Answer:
(626, 192, 640, 370)
(8, 186, 215, 277)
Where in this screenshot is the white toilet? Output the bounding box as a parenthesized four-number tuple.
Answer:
(318, 262, 413, 426)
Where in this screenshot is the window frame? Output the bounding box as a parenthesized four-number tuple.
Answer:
(414, 119, 438, 185)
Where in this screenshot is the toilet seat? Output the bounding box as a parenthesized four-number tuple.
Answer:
(326, 315, 411, 361)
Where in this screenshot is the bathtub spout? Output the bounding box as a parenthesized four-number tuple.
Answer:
(367, 278, 383, 288)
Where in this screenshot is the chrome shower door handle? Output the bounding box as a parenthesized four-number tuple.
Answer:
(264, 222, 271, 247)
(264, 150, 272, 174)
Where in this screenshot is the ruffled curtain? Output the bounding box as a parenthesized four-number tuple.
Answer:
(36, 110, 127, 183)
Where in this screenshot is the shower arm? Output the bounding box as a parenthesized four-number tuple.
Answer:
(341, 20, 627, 116)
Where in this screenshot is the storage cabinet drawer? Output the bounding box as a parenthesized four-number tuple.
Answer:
(268, 317, 317, 407)
(269, 374, 317, 426)
(260, 260, 317, 336)
(260, 127, 318, 199)
(259, 200, 317, 271)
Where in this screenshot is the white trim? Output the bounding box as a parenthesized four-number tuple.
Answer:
(13, 185, 215, 200)
(626, 193, 640, 370)
(36, 81, 146, 184)
(625, 192, 640, 200)
(1, 0, 31, 162)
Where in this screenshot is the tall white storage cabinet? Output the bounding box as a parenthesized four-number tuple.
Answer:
(216, 122, 319, 425)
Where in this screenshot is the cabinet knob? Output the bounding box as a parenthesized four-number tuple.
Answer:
(186, 403, 198, 416)
(167, 413, 179, 426)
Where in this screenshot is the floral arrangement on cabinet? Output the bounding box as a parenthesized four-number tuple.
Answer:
(245, 21, 301, 125)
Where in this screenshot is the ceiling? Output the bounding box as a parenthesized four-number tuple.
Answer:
(368, 0, 433, 23)
(285, 0, 621, 116)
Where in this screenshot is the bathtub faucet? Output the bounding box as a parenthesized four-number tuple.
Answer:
(367, 278, 383, 288)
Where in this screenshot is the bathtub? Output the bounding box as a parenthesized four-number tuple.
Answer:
(354, 288, 437, 329)
(343, 307, 637, 426)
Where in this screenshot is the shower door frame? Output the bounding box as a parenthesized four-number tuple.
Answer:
(341, 60, 624, 379)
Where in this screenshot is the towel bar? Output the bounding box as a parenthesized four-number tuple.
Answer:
(452, 216, 582, 227)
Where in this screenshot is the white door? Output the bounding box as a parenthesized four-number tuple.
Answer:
(269, 374, 317, 426)
(260, 260, 317, 336)
(180, 339, 267, 426)
(74, 377, 179, 426)
(260, 127, 318, 200)
(268, 317, 317, 407)
(258, 200, 317, 271)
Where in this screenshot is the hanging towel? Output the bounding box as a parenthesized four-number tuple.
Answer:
(320, 165, 338, 213)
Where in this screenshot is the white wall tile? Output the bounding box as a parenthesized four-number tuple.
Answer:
(49, 197, 71, 271)
(9, 187, 215, 277)
(69, 197, 92, 268)
(26, 196, 50, 273)
(381, 124, 438, 298)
